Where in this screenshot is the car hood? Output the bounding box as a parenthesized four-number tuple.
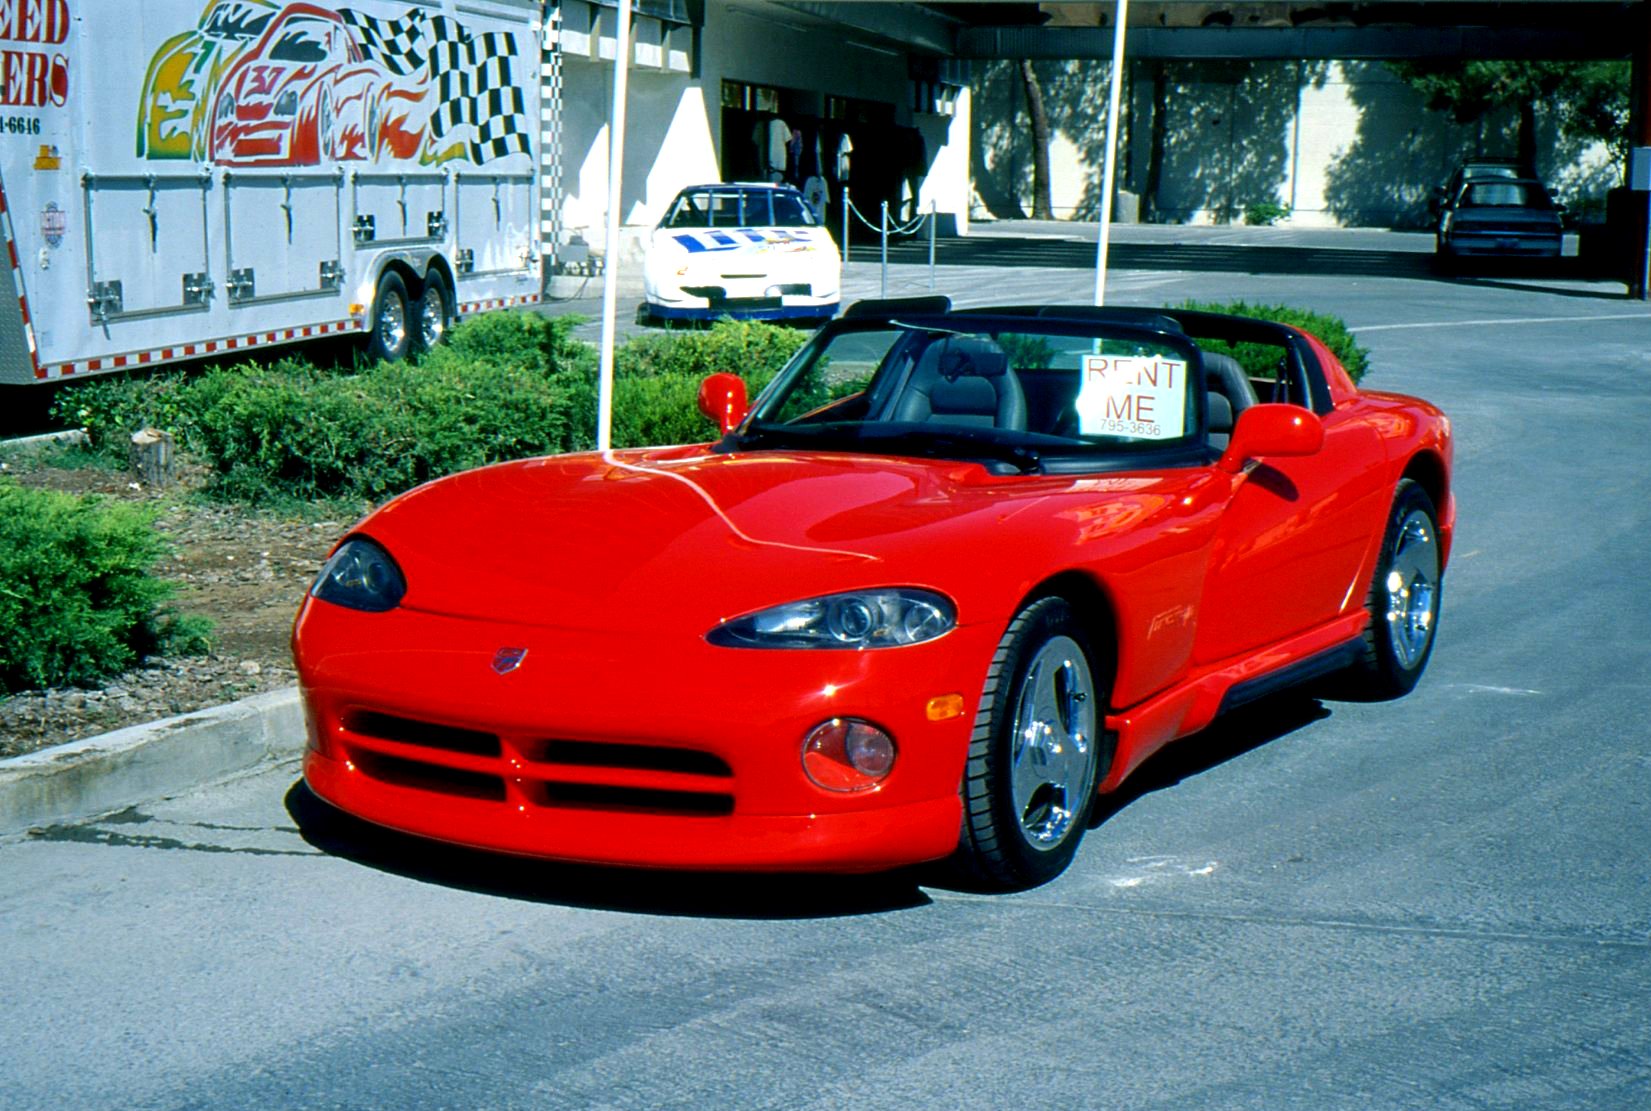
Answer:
(651, 226, 836, 263)
(358, 447, 1191, 633)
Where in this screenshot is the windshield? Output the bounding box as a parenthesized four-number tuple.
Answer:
(728, 316, 1212, 474)
(665, 188, 816, 229)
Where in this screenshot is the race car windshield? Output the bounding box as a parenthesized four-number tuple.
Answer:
(730, 316, 1211, 473)
(665, 189, 816, 229)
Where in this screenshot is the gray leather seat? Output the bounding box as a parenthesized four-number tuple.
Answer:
(1203, 351, 1258, 449)
(891, 336, 1026, 431)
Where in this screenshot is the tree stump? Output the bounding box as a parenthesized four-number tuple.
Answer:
(129, 428, 175, 489)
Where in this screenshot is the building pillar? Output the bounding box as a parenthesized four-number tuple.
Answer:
(1631, 10, 1650, 298)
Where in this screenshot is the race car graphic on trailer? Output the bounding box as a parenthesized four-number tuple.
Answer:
(0, 0, 542, 387)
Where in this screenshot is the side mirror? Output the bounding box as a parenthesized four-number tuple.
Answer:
(697, 372, 749, 435)
(1218, 404, 1324, 474)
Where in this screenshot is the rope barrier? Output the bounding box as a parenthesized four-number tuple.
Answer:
(843, 196, 929, 237)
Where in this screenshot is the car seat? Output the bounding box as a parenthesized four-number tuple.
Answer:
(1203, 351, 1258, 450)
(891, 336, 1027, 431)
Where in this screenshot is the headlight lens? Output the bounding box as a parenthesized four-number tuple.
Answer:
(707, 589, 955, 649)
(310, 537, 406, 613)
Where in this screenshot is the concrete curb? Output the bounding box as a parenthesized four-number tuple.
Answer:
(0, 686, 304, 833)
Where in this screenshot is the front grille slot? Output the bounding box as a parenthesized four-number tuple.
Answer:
(532, 739, 731, 778)
(345, 710, 501, 758)
(352, 750, 506, 802)
(536, 781, 734, 816)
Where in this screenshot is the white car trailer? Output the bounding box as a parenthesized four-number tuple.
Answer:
(0, 0, 543, 387)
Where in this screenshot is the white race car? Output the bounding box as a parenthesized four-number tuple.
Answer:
(642, 183, 841, 324)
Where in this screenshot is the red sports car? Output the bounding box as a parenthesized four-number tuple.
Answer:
(209, 2, 428, 166)
(294, 301, 1453, 889)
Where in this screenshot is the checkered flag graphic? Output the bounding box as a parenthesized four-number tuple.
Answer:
(340, 8, 531, 164)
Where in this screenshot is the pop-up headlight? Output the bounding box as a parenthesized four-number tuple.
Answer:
(310, 537, 406, 613)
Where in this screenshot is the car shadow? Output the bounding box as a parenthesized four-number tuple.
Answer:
(283, 779, 933, 920)
(1086, 691, 1332, 829)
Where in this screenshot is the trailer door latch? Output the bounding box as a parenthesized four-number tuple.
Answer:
(319, 260, 344, 291)
(227, 268, 256, 303)
(353, 214, 376, 244)
(88, 280, 123, 323)
(183, 272, 213, 307)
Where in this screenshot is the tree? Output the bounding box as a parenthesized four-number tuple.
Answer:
(1387, 60, 1631, 171)
(1019, 60, 1055, 220)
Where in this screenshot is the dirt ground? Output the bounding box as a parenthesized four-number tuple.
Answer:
(0, 445, 353, 758)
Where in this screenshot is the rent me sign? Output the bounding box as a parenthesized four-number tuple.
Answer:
(1074, 354, 1188, 440)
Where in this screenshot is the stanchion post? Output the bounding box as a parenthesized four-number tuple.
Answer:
(842, 187, 851, 264)
(880, 200, 889, 297)
(928, 200, 937, 290)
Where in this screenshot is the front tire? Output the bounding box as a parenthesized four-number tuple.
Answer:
(1342, 478, 1442, 700)
(365, 272, 411, 362)
(955, 597, 1107, 890)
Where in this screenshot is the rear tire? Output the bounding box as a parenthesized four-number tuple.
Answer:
(954, 597, 1107, 890)
(415, 273, 451, 352)
(365, 273, 411, 363)
(1341, 478, 1442, 700)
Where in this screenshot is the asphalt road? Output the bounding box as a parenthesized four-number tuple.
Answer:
(4, 234, 1649, 1109)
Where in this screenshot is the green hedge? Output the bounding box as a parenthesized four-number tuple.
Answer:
(0, 482, 208, 693)
(1177, 299, 1370, 384)
(52, 314, 811, 505)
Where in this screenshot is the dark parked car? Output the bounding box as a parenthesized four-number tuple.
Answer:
(1433, 158, 1526, 213)
(1436, 176, 1564, 261)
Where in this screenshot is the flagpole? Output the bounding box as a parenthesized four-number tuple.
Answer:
(597, 0, 633, 451)
(1093, 0, 1130, 306)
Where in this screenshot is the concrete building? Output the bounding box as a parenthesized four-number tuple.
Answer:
(545, 1, 973, 288)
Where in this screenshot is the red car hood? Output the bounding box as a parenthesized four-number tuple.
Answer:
(358, 447, 1189, 633)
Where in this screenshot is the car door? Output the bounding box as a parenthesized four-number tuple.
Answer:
(1191, 405, 1390, 667)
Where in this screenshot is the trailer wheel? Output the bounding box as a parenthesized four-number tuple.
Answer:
(366, 273, 411, 362)
(415, 274, 451, 352)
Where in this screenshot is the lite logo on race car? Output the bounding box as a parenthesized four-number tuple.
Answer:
(1074, 354, 1188, 440)
(669, 228, 820, 254)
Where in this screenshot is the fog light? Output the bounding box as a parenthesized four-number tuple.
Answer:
(802, 718, 896, 792)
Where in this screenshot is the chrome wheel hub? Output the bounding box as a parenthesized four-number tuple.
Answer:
(419, 287, 446, 349)
(377, 291, 407, 354)
(1384, 508, 1439, 669)
(1009, 636, 1097, 850)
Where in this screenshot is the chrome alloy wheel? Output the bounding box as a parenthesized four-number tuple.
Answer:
(1009, 636, 1098, 850)
(418, 284, 447, 349)
(376, 289, 407, 355)
(1384, 507, 1439, 670)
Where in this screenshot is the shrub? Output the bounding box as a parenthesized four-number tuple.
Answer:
(616, 318, 807, 386)
(1243, 201, 1292, 227)
(0, 482, 206, 693)
(1177, 299, 1370, 384)
(605, 319, 810, 448)
(441, 310, 593, 376)
(184, 355, 581, 503)
(46, 312, 816, 504)
(52, 370, 197, 457)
